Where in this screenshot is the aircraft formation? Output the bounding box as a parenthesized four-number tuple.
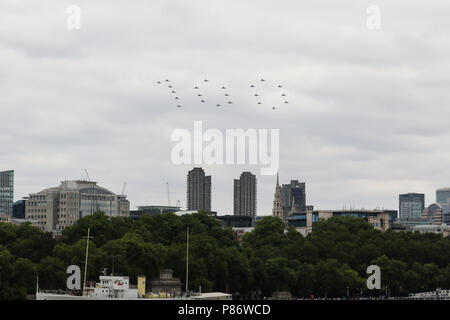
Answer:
(156, 78, 289, 110)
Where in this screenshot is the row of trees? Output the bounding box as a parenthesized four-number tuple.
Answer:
(1, 212, 449, 299)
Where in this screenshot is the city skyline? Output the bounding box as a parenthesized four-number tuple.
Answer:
(0, 170, 14, 216)
(4, 166, 450, 216)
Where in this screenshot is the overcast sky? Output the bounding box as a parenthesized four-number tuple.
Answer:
(1, 0, 450, 215)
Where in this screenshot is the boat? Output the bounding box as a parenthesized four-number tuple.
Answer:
(36, 227, 231, 300)
(36, 274, 231, 300)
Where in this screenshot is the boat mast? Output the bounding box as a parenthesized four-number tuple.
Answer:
(185, 226, 189, 295)
(82, 228, 91, 295)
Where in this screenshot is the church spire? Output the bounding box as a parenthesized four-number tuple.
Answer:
(272, 172, 283, 219)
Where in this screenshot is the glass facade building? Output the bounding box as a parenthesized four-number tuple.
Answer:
(0, 170, 14, 216)
(281, 180, 306, 220)
(13, 199, 26, 219)
(288, 213, 307, 227)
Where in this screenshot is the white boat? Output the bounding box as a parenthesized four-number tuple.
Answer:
(36, 227, 231, 300)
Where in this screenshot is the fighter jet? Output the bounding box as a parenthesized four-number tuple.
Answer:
(272, 106, 276, 110)
(224, 93, 229, 96)
(175, 97, 180, 100)
(278, 85, 282, 88)
(257, 102, 262, 105)
(177, 105, 182, 108)
(201, 100, 206, 102)
(194, 86, 199, 89)
(281, 93, 286, 97)
(198, 94, 203, 96)
(260, 78, 266, 82)
(157, 81, 161, 84)
(250, 85, 255, 88)
(254, 93, 259, 97)
(221, 86, 226, 89)
(284, 101, 289, 104)
(171, 91, 176, 93)
(216, 104, 221, 107)
(168, 85, 173, 88)
(204, 79, 209, 82)
(227, 101, 233, 104)
(165, 80, 170, 82)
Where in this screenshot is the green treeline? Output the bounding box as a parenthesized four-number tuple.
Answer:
(0, 212, 449, 299)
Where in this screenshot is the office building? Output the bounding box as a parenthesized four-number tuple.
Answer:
(272, 174, 313, 221)
(13, 199, 26, 219)
(436, 187, 450, 206)
(281, 180, 306, 219)
(411, 224, 450, 237)
(186, 168, 211, 212)
(272, 173, 283, 219)
(129, 205, 181, 220)
(287, 209, 398, 236)
(173, 210, 217, 217)
(0, 213, 40, 229)
(0, 170, 14, 216)
(25, 180, 130, 234)
(443, 211, 450, 225)
(399, 193, 425, 221)
(216, 215, 253, 228)
(233, 171, 257, 219)
(435, 188, 450, 224)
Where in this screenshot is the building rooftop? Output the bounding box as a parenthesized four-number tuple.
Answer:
(137, 205, 181, 211)
(31, 180, 119, 197)
(412, 224, 449, 230)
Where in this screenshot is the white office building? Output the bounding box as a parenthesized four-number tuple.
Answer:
(26, 180, 129, 235)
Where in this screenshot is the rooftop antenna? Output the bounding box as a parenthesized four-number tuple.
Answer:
(84, 169, 94, 214)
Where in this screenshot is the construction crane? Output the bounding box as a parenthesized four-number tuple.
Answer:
(166, 182, 171, 206)
(84, 169, 90, 181)
(84, 169, 95, 214)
